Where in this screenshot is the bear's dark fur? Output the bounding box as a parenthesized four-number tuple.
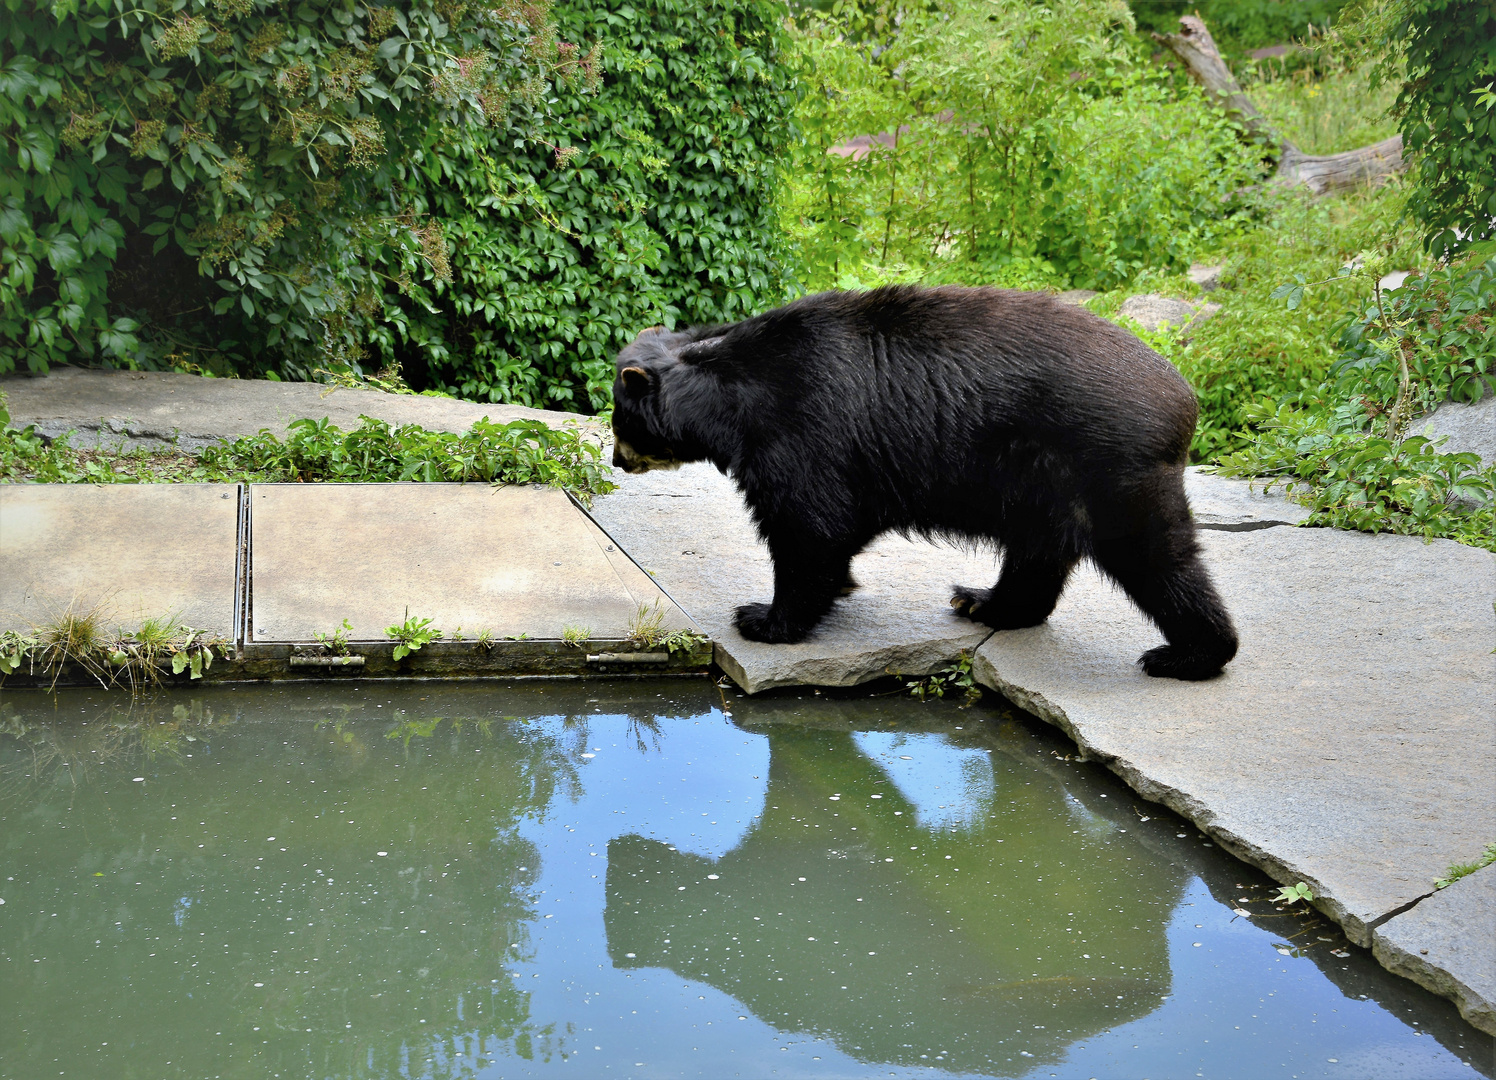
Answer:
(610, 285, 1238, 680)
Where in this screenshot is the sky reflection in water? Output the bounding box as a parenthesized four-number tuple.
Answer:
(0, 681, 1486, 1079)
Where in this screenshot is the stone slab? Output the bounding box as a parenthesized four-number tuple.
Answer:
(1118, 293, 1220, 332)
(249, 484, 693, 643)
(1, 365, 594, 452)
(585, 466, 996, 693)
(1373, 864, 1496, 1035)
(1416, 393, 1496, 467)
(0, 483, 240, 635)
(1184, 467, 1311, 528)
(971, 526, 1496, 951)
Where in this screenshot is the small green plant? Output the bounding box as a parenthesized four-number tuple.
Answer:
(1434, 842, 1496, 890)
(623, 601, 708, 654)
(0, 630, 41, 677)
(385, 610, 442, 661)
(624, 601, 668, 648)
(449, 626, 466, 642)
(0, 606, 223, 690)
(561, 625, 592, 649)
(905, 651, 982, 705)
(314, 619, 355, 656)
(1275, 881, 1316, 905)
(504, 632, 531, 641)
(476, 629, 496, 650)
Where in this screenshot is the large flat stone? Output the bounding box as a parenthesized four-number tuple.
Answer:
(971, 526, 1496, 950)
(1416, 393, 1496, 467)
(1184, 467, 1310, 529)
(1373, 864, 1496, 1035)
(0, 483, 240, 635)
(585, 467, 996, 693)
(2, 365, 594, 451)
(249, 484, 692, 643)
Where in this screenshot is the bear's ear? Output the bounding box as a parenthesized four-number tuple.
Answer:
(619, 366, 652, 395)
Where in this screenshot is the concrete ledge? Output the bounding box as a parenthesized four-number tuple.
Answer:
(1373, 865, 1496, 1035)
(2, 365, 595, 451)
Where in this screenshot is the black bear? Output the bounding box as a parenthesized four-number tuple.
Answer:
(610, 285, 1238, 680)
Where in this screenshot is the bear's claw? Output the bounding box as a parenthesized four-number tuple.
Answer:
(949, 586, 987, 619)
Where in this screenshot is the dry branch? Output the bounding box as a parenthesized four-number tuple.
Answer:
(1154, 15, 1408, 196)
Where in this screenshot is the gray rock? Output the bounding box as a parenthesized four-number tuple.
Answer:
(1054, 290, 1099, 306)
(1415, 393, 1496, 467)
(1117, 294, 1221, 332)
(971, 526, 1496, 955)
(1184, 467, 1310, 529)
(1188, 264, 1224, 291)
(585, 465, 995, 694)
(1, 365, 594, 451)
(1373, 864, 1496, 1035)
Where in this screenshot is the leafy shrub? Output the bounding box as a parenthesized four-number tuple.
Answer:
(385, 0, 799, 410)
(1214, 253, 1495, 550)
(1108, 182, 1428, 460)
(781, 0, 1263, 293)
(1363, 0, 1496, 256)
(0, 0, 587, 379)
(1, 0, 796, 412)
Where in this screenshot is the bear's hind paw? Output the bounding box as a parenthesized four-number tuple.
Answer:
(1137, 644, 1229, 681)
(735, 602, 813, 644)
(949, 586, 988, 620)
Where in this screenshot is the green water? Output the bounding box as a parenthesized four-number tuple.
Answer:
(0, 681, 1487, 1079)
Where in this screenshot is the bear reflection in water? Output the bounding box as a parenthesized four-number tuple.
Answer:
(604, 724, 1186, 1073)
(610, 285, 1238, 679)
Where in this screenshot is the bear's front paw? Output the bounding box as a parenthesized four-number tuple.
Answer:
(1137, 644, 1228, 681)
(735, 603, 812, 644)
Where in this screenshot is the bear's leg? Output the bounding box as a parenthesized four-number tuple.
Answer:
(950, 544, 1077, 631)
(1092, 519, 1239, 682)
(735, 538, 855, 644)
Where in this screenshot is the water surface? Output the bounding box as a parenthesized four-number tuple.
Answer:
(0, 681, 1487, 1078)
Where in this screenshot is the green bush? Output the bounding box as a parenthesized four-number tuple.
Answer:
(0, 0, 586, 378)
(1, 0, 797, 412)
(0, 396, 615, 500)
(781, 0, 1263, 294)
(1383, 0, 1496, 256)
(1214, 253, 1495, 550)
(387, 0, 799, 410)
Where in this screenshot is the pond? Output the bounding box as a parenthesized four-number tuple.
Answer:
(0, 680, 1487, 1079)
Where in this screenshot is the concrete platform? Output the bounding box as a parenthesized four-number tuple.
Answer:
(0, 483, 706, 681)
(0, 483, 241, 635)
(250, 483, 690, 643)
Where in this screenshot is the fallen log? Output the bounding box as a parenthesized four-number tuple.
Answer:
(1154, 15, 1408, 196)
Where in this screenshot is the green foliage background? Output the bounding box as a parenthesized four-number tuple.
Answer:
(780, 0, 1263, 295)
(0, 0, 584, 380)
(396, 0, 799, 411)
(0, 0, 797, 412)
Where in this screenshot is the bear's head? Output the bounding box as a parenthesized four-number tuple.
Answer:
(610, 326, 721, 473)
